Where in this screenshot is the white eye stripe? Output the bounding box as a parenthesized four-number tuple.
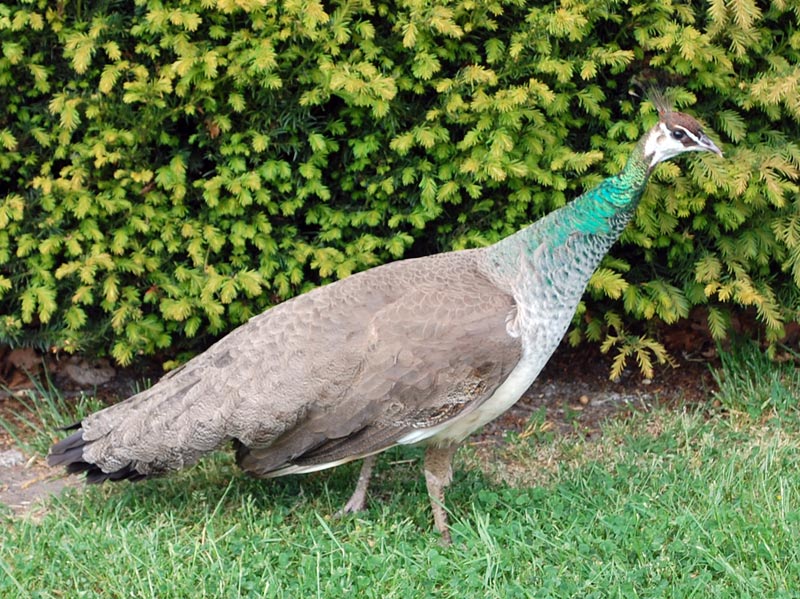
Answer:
(672, 125, 701, 144)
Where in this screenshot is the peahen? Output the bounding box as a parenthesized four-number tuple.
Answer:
(49, 104, 721, 544)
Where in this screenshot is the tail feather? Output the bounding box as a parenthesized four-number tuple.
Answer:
(47, 427, 147, 484)
(47, 427, 86, 466)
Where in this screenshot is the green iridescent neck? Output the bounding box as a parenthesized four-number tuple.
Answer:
(484, 138, 652, 274)
(559, 136, 651, 239)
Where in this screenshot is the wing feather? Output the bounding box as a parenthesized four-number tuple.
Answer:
(237, 260, 520, 476)
(64, 248, 521, 480)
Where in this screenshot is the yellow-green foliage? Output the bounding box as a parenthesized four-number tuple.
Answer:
(0, 0, 798, 365)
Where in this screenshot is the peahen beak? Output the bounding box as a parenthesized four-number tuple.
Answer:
(699, 133, 723, 157)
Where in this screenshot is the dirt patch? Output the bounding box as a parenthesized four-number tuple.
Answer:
(0, 448, 80, 518)
(0, 353, 162, 518)
(482, 342, 716, 440)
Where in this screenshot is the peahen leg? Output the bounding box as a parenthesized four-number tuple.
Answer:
(336, 454, 377, 515)
(423, 444, 458, 545)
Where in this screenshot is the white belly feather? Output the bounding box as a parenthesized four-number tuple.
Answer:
(396, 347, 543, 446)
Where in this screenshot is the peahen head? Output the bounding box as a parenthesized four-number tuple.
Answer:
(643, 110, 723, 169)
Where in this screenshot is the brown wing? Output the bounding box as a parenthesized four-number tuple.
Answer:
(64, 249, 519, 480)
(236, 273, 521, 475)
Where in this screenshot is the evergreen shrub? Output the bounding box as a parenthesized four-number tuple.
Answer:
(1, 0, 798, 371)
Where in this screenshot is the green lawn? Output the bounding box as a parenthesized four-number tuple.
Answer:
(2, 344, 800, 598)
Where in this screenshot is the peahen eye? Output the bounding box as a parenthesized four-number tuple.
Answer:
(671, 129, 685, 140)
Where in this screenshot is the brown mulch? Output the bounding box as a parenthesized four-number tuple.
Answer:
(481, 339, 717, 444)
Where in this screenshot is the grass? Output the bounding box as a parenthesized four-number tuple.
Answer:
(2, 342, 800, 598)
(0, 368, 104, 455)
(712, 342, 800, 418)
